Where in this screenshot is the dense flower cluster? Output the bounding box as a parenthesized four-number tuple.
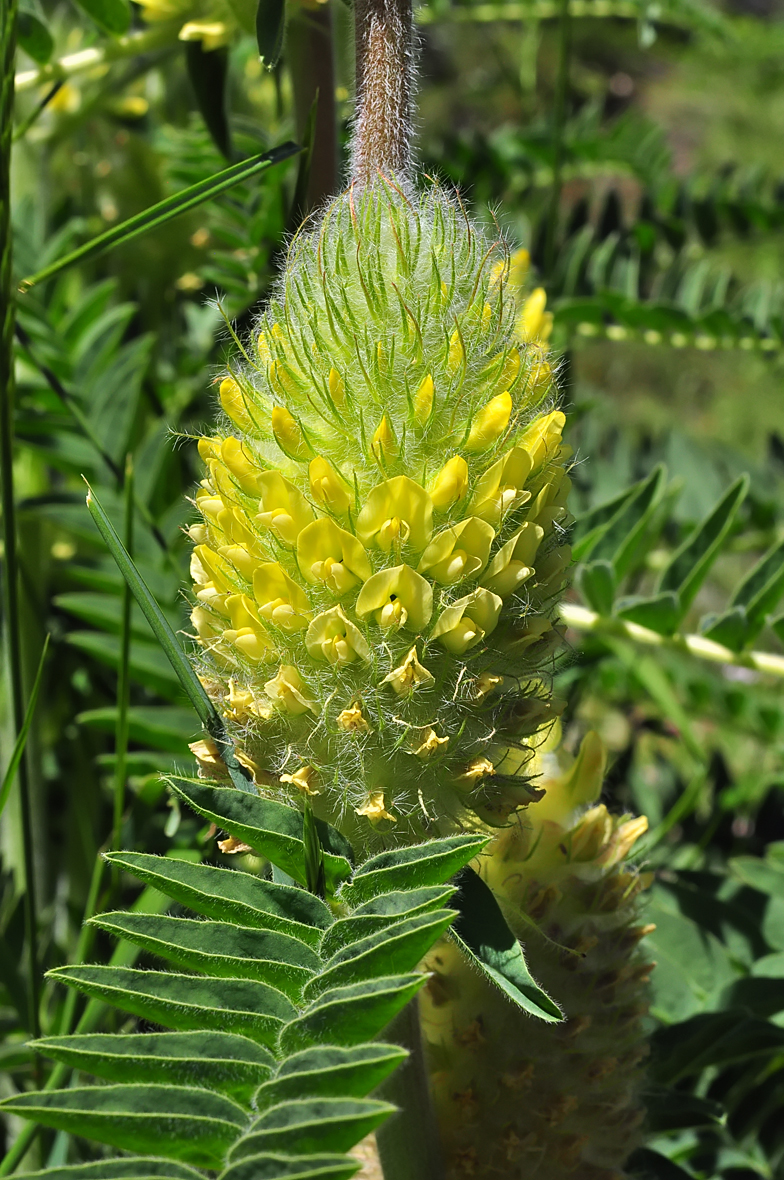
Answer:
(188, 181, 571, 845)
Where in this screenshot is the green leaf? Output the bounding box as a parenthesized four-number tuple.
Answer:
(320, 887, 457, 958)
(0, 635, 48, 820)
(171, 779, 353, 891)
(219, 1155, 360, 1180)
(15, 1161, 205, 1180)
(643, 1088, 725, 1132)
(615, 590, 681, 636)
(219, 1156, 360, 1180)
(54, 592, 183, 639)
(651, 1012, 784, 1084)
(657, 475, 748, 611)
(582, 465, 666, 578)
(0, 1085, 247, 1167)
(575, 560, 616, 615)
(66, 632, 181, 700)
(449, 867, 562, 1022)
(229, 1098, 394, 1158)
(305, 910, 454, 999)
(46, 966, 296, 1047)
(340, 835, 488, 904)
(72, 0, 130, 35)
(184, 42, 232, 159)
(572, 482, 642, 562)
(628, 1148, 696, 1180)
(21, 143, 299, 291)
(700, 605, 749, 652)
(89, 912, 320, 998)
(256, 1044, 407, 1109)
(31, 1031, 274, 1099)
(645, 886, 736, 1023)
(728, 855, 784, 896)
(256, 0, 286, 67)
(280, 975, 428, 1054)
(730, 535, 784, 635)
(17, 10, 54, 63)
(84, 490, 252, 792)
(78, 707, 198, 753)
(105, 852, 331, 945)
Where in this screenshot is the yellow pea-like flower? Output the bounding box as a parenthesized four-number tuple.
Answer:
(220, 437, 264, 496)
(264, 664, 317, 715)
(271, 405, 311, 461)
(219, 376, 255, 433)
(481, 521, 544, 597)
(328, 367, 345, 405)
(417, 517, 495, 585)
(356, 564, 433, 631)
(464, 391, 512, 452)
(256, 471, 314, 545)
(517, 287, 549, 342)
(381, 645, 434, 695)
(429, 455, 469, 511)
(413, 373, 434, 424)
(252, 562, 311, 633)
(430, 587, 503, 654)
(356, 476, 433, 554)
(355, 792, 397, 824)
(371, 414, 397, 463)
(336, 701, 372, 733)
(309, 456, 353, 513)
(279, 765, 319, 796)
(296, 517, 372, 594)
(469, 445, 533, 526)
(305, 605, 371, 665)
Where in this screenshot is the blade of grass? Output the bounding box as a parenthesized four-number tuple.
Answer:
(84, 482, 253, 792)
(1, 0, 42, 1059)
(0, 635, 49, 820)
(112, 456, 134, 872)
(19, 141, 300, 291)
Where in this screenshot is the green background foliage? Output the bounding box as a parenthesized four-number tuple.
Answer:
(3, 0, 784, 1175)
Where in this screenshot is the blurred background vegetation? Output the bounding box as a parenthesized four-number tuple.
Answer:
(4, 0, 784, 1173)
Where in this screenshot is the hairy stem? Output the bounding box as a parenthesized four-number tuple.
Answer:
(288, 2, 338, 213)
(1, 0, 42, 1054)
(351, 0, 414, 186)
(375, 999, 445, 1180)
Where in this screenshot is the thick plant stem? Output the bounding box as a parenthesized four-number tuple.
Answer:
(375, 999, 445, 1180)
(544, 0, 571, 275)
(351, 0, 414, 186)
(288, 2, 338, 214)
(1, 0, 41, 1050)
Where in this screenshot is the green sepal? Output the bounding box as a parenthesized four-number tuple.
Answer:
(46, 965, 295, 1047)
(89, 912, 320, 999)
(280, 974, 428, 1054)
(0, 1085, 247, 1168)
(219, 1155, 360, 1180)
(105, 851, 330, 945)
(229, 1098, 395, 1159)
(320, 886, 457, 958)
(170, 778, 353, 891)
(255, 1044, 407, 1109)
(339, 834, 487, 904)
(449, 867, 563, 1022)
(30, 1031, 273, 1099)
(305, 910, 454, 999)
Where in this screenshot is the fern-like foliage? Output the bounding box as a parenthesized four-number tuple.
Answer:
(0, 780, 492, 1178)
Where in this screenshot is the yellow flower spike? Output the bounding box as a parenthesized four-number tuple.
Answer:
(356, 564, 434, 631)
(280, 765, 320, 796)
(256, 471, 315, 545)
(309, 456, 352, 513)
(464, 391, 513, 452)
(219, 376, 255, 433)
(430, 587, 503, 654)
(355, 791, 397, 824)
(356, 476, 434, 554)
(517, 287, 549, 343)
(417, 517, 495, 585)
(469, 445, 534, 526)
(271, 405, 311, 461)
(252, 562, 311, 633)
(447, 328, 465, 375)
(296, 517, 372, 595)
(371, 414, 397, 463)
(264, 665, 317, 715)
(414, 727, 449, 760)
(336, 701, 372, 734)
(220, 437, 265, 496)
(381, 645, 434, 695)
(429, 455, 469, 512)
(328, 367, 345, 406)
(517, 409, 566, 474)
(413, 373, 434, 424)
(305, 605, 371, 666)
(481, 521, 544, 597)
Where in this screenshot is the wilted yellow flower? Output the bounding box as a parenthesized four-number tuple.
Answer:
(279, 765, 319, 796)
(355, 792, 397, 824)
(264, 665, 317, 715)
(381, 645, 434, 695)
